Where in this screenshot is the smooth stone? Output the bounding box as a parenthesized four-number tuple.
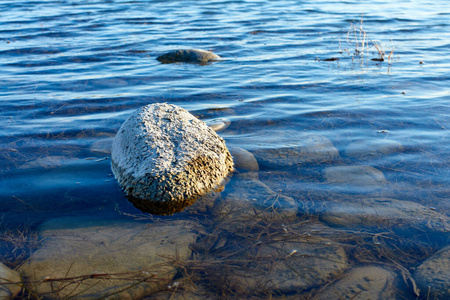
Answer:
(345, 139, 404, 159)
(320, 197, 449, 233)
(19, 216, 198, 299)
(207, 222, 348, 295)
(19, 156, 70, 169)
(233, 171, 259, 180)
(195, 107, 236, 120)
(229, 146, 259, 173)
(213, 178, 298, 223)
(315, 266, 398, 300)
(0, 262, 21, 299)
(414, 245, 450, 299)
(206, 118, 231, 132)
(178, 187, 224, 215)
(157, 49, 221, 64)
(147, 283, 213, 300)
(251, 135, 340, 170)
(111, 103, 233, 214)
(323, 165, 387, 191)
(90, 136, 114, 154)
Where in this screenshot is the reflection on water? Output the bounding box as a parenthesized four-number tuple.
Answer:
(0, 0, 449, 298)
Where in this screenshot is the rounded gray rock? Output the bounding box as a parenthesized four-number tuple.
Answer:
(320, 197, 449, 233)
(414, 245, 450, 299)
(205, 222, 348, 295)
(206, 118, 231, 132)
(315, 266, 398, 300)
(214, 177, 297, 223)
(252, 134, 340, 170)
(111, 103, 233, 213)
(323, 165, 387, 192)
(0, 262, 21, 299)
(228, 146, 259, 173)
(19, 216, 198, 299)
(345, 139, 404, 160)
(157, 49, 221, 64)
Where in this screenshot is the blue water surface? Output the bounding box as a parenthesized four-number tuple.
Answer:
(0, 0, 449, 297)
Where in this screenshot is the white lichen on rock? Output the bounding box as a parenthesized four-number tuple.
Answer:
(111, 103, 233, 212)
(157, 49, 221, 63)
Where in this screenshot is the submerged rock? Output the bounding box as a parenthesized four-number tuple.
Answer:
(0, 262, 21, 299)
(19, 156, 71, 170)
(157, 49, 221, 64)
(414, 245, 450, 299)
(320, 197, 449, 233)
(229, 146, 259, 173)
(111, 103, 233, 215)
(345, 139, 404, 160)
(204, 222, 348, 295)
(252, 135, 340, 170)
(323, 165, 387, 191)
(19, 216, 198, 299)
(90, 133, 115, 154)
(206, 118, 231, 132)
(148, 283, 215, 300)
(315, 266, 398, 300)
(213, 177, 298, 223)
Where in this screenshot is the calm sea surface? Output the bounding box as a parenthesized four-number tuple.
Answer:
(1, 0, 449, 298)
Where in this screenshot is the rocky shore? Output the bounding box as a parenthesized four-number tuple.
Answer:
(10, 123, 448, 299)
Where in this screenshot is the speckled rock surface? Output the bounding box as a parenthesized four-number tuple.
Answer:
(111, 103, 233, 212)
(315, 266, 398, 300)
(157, 49, 221, 63)
(414, 245, 450, 299)
(0, 262, 21, 299)
(19, 216, 198, 299)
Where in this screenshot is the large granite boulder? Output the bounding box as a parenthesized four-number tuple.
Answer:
(157, 49, 221, 64)
(19, 216, 198, 299)
(111, 103, 233, 214)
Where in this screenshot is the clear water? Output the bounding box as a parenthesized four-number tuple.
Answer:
(0, 0, 449, 298)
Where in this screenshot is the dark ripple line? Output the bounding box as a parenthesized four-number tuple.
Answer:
(0, 47, 61, 55)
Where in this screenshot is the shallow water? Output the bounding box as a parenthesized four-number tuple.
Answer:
(1, 0, 449, 298)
